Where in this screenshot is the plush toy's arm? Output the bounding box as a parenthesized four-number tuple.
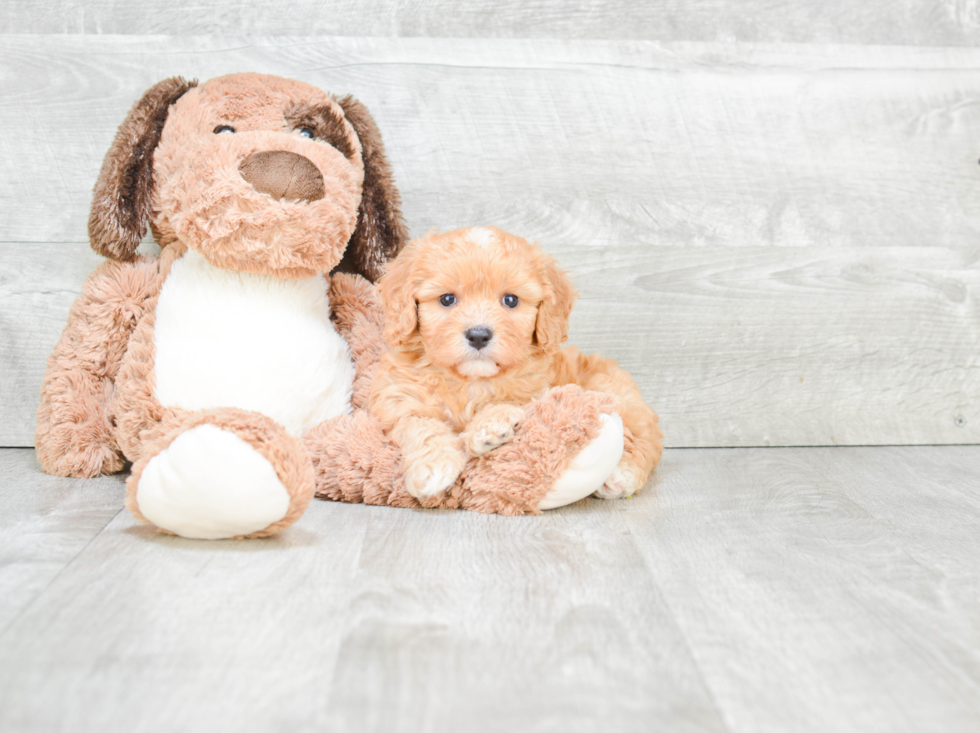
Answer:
(36, 257, 160, 477)
(329, 272, 387, 410)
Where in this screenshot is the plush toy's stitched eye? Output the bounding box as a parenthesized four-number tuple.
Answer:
(502, 294, 519, 308)
(298, 127, 316, 139)
(214, 125, 236, 134)
(439, 294, 457, 307)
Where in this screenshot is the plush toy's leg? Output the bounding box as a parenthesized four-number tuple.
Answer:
(538, 412, 624, 510)
(305, 411, 423, 509)
(593, 400, 663, 500)
(460, 384, 623, 515)
(551, 347, 664, 500)
(126, 408, 314, 539)
(307, 385, 625, 515)
(306, 384, 624, 514)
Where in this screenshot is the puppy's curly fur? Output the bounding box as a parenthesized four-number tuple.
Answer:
(370, 226, 663, 500)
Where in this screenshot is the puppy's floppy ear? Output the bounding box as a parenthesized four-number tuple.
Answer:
(333, 95, 409, 283)
(378, 244, 419, 347)
(533, 251, 578, 354)
(88, 77, 197, 261)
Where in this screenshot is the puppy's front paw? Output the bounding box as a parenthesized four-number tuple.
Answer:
(594, 461, 644, 500)
(463, 404, 526, 457)
(403, 447, 467, 498)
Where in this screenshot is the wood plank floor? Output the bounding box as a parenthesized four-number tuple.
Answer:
(1, 446, 977, 733)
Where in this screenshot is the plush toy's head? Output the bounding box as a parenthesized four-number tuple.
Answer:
(88, 73, 407, 280)
(379, 226, 577, 378)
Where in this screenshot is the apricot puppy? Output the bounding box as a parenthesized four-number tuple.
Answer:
(370, 226, 663, 500)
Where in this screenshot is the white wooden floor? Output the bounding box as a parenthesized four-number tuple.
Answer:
(1, 446, 977, 733)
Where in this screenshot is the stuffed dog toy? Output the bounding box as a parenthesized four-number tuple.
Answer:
(36, 73, 407, 539)
(306, 228, 663, 514)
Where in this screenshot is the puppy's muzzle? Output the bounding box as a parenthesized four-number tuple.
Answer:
(239, 151, 326, 202)
(465, 326, 494, 351)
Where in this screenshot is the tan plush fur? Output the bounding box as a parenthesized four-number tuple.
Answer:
(126, 408, 315, 538)
(370, 227, 663, 500)
(328, 272, 388, 410)
(151, 77, 364, 279)
(110, 242, 187, 464)
(461, 384, 619, 513)
(36, 73, 407, 538)
(309, 383, 617, 514)
(35, 257, 161, 477)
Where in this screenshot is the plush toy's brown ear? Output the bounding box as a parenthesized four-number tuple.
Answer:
(333, 95, 409, 283)
(88, 77, 197, 260)
(533, 253, 578, 354)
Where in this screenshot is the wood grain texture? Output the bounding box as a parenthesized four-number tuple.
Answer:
(0, 448, 727, 733)
(2, 1, 980, 46)
(627, 445, 980, 732)
(4, 242, 977, 448)
(2, 37, 980, 247)
(0, 444, 978, 732)
(0, 449, 122, 634)
(563, 244, 980, 447)
(2, 36, 980, 448)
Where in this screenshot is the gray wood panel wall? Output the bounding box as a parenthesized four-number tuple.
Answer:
(4, 1, 980, 45)
(1, 25, 979, 448)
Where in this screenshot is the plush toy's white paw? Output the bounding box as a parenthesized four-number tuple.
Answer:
(136, 424, 291, 540)
(594, 462, 644, 500)
(464, 405, 526, 456)
(403, 447, 467, 498)
(537, 412, 625, 511)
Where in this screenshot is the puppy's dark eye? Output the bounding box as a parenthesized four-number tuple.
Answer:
(502, 294, 519, 308)
(298, 127, 316, 140)
(214, 125, 236, 134)
(439, 294, 457, 307)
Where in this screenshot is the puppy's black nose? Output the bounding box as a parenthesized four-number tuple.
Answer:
(465, 326, 493, 350)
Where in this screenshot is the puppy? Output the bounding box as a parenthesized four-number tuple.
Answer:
(370, 226, 663, 500)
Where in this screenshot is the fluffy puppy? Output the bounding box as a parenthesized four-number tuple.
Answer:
(370, 226, 663, 501)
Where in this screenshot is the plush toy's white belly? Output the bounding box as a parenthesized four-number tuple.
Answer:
(153, 249, 354, 437)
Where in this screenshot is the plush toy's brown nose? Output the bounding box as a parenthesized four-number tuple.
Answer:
(239, 151, 326, 202)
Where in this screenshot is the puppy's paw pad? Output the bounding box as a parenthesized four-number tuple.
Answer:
(594, 464, 642, 500)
